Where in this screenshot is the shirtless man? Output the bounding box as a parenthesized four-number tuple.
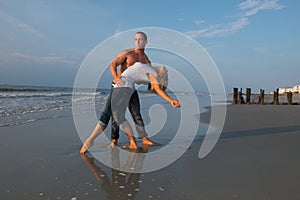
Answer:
(109, 31, 155, 147)
(80, 31, 155, 154)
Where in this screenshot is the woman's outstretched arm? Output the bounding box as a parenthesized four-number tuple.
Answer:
(148, 73, 180, 108)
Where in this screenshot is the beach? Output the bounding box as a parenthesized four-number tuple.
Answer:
(1, 104, 300, 200)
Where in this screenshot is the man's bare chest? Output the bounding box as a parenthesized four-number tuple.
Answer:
(126, 54, 148, 66)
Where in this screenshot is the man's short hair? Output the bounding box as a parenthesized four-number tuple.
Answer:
(135, 31, 147, 40)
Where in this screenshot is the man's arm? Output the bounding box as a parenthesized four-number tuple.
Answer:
(145, 54, 151, 66)
(109, 50, 128, 83)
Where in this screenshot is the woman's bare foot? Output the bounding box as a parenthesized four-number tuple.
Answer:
(80, 140, 94, 154)
(122, 142, 138, 149)
(142, 137, 156, 145)
(108, 139, 118, 148)
(123, 134, 138, 149)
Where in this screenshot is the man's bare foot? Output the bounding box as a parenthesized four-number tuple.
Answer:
(80, 140, 94, 154)
(108, 142, 115, 148)
(122, 143, 138, 150)
(142, 137, 156, 145)
(108, 139, 118, 148)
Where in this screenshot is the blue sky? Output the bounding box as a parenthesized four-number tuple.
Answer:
(0, 0, 299, 93)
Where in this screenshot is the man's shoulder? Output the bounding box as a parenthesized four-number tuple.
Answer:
(119, 48, 135, 55)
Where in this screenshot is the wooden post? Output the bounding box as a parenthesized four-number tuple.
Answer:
(238, 88, 245, 104)
(246, 88, 251, 104)
(273, 88, 279, 105)
(258, 89, 265, 104)
(287, 92, 293, 105)
(232, 87, 238, 104)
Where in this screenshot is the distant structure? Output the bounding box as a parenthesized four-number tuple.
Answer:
(278, 83, 300, 94)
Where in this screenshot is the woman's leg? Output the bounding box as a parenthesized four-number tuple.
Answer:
(111, 88, 138, 149)
(121, 123, 138, 149)
(80, 87, 114, 153)
(80, 122, 105, 154)
(87, 84, 119, 149)
(128, 90, 155, 145)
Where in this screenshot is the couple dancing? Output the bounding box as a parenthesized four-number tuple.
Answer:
(80, 31, 180, 154)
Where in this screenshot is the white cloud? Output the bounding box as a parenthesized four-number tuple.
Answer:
(253, 46, 285, 57)
(186, 17, 249, 38)
(186, 0, 284, 38)
(205, 44, 225, 51)
(239, 0, 261, 10)
(253, 46, 267, 53)
(0, 9, 44, 38)
(0, 51, 76, 65)
(240, 0, 285, 17)
(195, 19, 205, 25)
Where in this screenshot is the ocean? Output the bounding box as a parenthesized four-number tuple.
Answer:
(0, 85, 83, 127)
(0, 85, 216, 127)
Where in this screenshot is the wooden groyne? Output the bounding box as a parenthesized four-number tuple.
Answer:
(232, 87, 299, 105)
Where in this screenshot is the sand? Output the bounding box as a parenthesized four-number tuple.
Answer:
(1, 105, 300, 200)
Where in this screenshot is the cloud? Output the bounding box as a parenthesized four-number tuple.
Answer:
(195, 19, 205, 25)
(0, 9, 44, 38)
(240, 0, 285, 17)
(186, 17, 249, 38)
(253, 46, 267, 53)
(0, 51, 76, 65)
(253, 46, 284, 57)
(186, 0, 284, 38)
(15, 52, 76, 65)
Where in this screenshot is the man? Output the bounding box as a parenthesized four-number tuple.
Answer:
(109, 31, 155, 147)
(80, 31, 155, 154)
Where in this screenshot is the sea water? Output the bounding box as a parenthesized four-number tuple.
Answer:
(0, 84, 219, 128)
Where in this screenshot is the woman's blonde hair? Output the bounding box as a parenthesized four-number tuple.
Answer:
(148, 66, 168, 92)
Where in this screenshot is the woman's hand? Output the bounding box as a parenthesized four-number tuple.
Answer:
(171, 100, 181, 108)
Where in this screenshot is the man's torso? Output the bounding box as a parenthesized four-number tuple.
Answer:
(119, 49, 151, 74)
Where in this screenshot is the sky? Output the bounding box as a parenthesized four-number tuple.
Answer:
(0, 0, 299, 93)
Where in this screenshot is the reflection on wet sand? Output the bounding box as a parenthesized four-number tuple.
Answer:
(80, 145, 151, 199)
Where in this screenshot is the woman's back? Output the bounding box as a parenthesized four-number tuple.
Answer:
(115, 62, 157, 88)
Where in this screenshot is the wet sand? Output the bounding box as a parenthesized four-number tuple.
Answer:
(1, 105, 300, 199)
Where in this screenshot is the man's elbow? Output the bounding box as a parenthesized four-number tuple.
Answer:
(110, 62, 118, 71)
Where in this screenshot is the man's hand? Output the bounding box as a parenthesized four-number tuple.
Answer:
(114, 76, 126, 87)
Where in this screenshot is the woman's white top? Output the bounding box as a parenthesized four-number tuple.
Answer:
(113, 62, 157, 88)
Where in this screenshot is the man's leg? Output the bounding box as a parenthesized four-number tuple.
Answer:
(109, 116, 119, 148)
(98, 87, 113, 127)
(128, 90, 155, 145)
(99, 84, 120, 148)
(110, 83, 120, 147)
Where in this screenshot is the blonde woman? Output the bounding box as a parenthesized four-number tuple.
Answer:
(80, 62, 180, 153)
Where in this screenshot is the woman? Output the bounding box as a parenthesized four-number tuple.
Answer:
(80, 62, 180, 153)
